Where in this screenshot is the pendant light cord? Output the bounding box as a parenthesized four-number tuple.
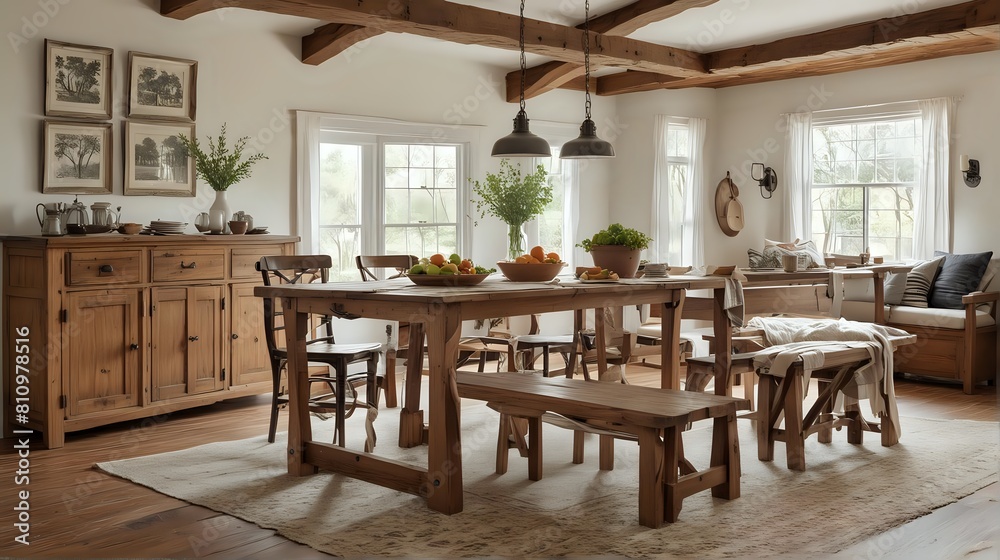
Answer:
(583, 0, 592, 120)
(519, 0, 527, 114)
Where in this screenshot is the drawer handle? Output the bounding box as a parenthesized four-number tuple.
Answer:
(129, 343, 139, 350)
(99, 264, 114, 273)
(189, 335, 200, 342)
(231, 333, 239, 340)
(180, 261, 197, 269)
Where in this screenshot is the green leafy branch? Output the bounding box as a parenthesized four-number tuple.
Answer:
(470, 159, 553, 226)
(578, 223, 652, 251)
(178, 123, 267, 191)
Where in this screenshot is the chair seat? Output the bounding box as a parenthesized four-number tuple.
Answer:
(516, 334, 574, 346)
(275, 342, 382, 362)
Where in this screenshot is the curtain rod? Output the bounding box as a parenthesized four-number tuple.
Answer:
(810, 95, 963, 114)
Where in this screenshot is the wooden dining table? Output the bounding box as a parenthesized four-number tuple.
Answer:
(255, 274, 728, 515)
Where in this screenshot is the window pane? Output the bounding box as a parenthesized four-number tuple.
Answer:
(435, 168, 456, 189)
(385, 167, 408, 189)
(409, 145, 433, 168)
(433, 188, 455, 223)
(384, 189, 408, 224)
(318, 226, 361, 282)
(434, 145, 456, 168)
(384, 144, 408, 167)
(319, 144, 361, 226)
(409, 187, 434, 224)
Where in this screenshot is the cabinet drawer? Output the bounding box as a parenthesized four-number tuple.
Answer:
(152, 250, 225, 282)
(67, 251, 142, 286)
(232, 247, 270, 280)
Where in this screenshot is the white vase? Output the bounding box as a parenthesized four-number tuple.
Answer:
(209, 190, 231, 234)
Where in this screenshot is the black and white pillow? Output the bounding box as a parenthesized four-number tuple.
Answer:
(900, 257, 945, 308)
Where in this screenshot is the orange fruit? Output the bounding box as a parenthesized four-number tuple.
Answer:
(546, 252, 560, 262)
(460, 259, 472, 270)
(429, 253, 447, 266)
(530, 245, 546, 261)
(514, 255, 530, 264)
(527, 255, 541, 264)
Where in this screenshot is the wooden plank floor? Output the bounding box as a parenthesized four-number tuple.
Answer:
(0, 367, 996, 558)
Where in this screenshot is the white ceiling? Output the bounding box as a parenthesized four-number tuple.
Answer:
(212, 0, 972, 67)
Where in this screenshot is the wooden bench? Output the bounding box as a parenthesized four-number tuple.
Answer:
(455, 371, 747, 527)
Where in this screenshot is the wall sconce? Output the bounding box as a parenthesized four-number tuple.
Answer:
(751, 163, 778, 199)
(961, 155, 981, 188)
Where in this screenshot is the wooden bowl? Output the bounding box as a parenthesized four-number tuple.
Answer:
(85, 224, 114, 234)
(496, 261, 565, 282)
(228, 220, 249, 235)
(117, 223, 143, 235)
(405, 273, 489, 286)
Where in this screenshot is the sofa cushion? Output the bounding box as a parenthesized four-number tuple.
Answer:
(841, 271, 907, 305)
(900, 257, 944, 308)
(930, 251, 993, 309)
(889, 305, 996, 330)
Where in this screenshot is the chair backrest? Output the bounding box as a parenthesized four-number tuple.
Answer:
(356, 255, 418, 281)
(256, 255, 333, 354)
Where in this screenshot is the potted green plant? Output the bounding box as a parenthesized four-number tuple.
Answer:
(178, 123, 267, 233)
(578, 223, 652, 278)
(470, 158, 552, 261)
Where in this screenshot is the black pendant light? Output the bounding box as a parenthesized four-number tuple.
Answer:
(561, 0, 615, 159)
(492, 0, 551, 158)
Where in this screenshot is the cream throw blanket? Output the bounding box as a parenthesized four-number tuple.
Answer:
(746, 317, 911, 439)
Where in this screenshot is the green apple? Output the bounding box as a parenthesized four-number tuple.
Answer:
(408, 264, 425, 275)
(442, 263, 459, 274)
(449, 253, 462, 265)
(425, 264, 441, 275)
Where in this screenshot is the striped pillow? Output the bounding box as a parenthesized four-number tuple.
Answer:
(899, 257, 945, 308)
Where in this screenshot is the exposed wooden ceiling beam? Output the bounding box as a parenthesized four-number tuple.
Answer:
(302, 24, 384, 66)
(160, 0, 708, 77)
(508, 0, 719, 102)
(593, 0, 1000, 94)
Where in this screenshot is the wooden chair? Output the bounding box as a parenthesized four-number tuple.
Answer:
(355, 254, 417, 408)
(258, 255, 383, 450)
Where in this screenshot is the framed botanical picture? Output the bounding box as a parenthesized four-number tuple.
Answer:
(127, 52, 197, 121)
(44, 40, 113, 120)
(42, 120, 113, 194)
(124, 120, 195, 196)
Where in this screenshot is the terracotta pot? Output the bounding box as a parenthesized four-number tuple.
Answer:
(588, 245, 642, 278)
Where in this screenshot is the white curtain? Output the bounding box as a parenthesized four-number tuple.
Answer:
(652, 115, 670, 263)
(652, 116, 705, 266)
(295, 111, 321, 253)
(685, 117, 707, 266)
(913, 97, 954, 257)
(782, 112, 812, 241)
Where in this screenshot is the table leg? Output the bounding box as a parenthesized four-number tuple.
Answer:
(284, 298, 317, 476)
(638, 426, 665, 528)
(660, 290, 684, 390)
(399, 323, 426, 448)
(710, 410, 741, 499)
(757, 374, 775, 462)
(425, 305, 464, 514)
(784, 374, 806, 471)
(713, 287, 733, 396)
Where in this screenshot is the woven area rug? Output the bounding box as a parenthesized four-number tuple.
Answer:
(97, 403, 999, 558)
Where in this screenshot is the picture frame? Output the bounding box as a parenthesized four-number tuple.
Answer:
(44, 40, 113, 120)
(126, 52, 197, 122)
(124, 120, 195, 197)
(42, 120, 113, 194)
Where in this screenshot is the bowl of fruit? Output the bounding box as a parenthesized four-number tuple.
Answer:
(496, 246, 566, 282)
(405, 253, 495, 286)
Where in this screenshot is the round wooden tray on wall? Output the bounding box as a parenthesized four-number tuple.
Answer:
(715, 172, 745, 237)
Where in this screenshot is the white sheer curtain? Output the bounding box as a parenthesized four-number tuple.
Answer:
(913, 97, 954, 257)
(295, 111, 322, 253)
(782, 112, 812, 241)
(685, 117, 706, 266)
(652, 116, 705, 266)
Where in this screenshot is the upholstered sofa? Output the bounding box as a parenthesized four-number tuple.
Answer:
(837, 254, 998, 394)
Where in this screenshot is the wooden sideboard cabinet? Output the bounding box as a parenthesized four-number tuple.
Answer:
(1, 234, 297, 448)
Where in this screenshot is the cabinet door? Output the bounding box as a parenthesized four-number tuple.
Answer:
(151, 286, 224, 401)
(64, 290, 140, 417)
(230, 283, 272, 387)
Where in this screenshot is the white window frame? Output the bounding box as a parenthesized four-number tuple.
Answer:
(809, 107, 921, 260)
(295, 111, 482, 257)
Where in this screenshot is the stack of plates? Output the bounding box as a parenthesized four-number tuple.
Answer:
(643, 263, 669, 278)
(146, 220, 188, 235)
